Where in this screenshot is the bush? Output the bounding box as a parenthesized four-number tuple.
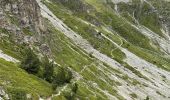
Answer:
(20, 49, 74, 91)
(21, 49, 40, 74)
(43, 57, 54, 83)
(52, 67, 72, 88)
(41, 57, 73, 89)
(62, 83, 78, 100)
(8, 88, 27, 100)
(71, 83, 78, 94)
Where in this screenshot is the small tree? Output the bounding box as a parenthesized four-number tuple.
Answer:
(52, 67, 73, 88)
(21, 49, 40, 74)
(43, 57, 54, 83)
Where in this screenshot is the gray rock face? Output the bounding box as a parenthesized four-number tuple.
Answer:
(0, 0, 51, 53)
(0, 0, 45, 32)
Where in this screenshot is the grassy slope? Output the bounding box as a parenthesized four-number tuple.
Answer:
(45, 0, 170, 71)
(0, 11, 123, 99)
(43, 0, 126, 62)
(116, 0, 163, 37)
(1, 0, 124, 99)
(47, 0, 170, 70)
(0, 28, 24, 60)
(45, 22, 126, 99)
(0, 59, 53, 99)
(41, 1, 157, 99)
(1, 0, 170, 99)
(83, 0, 170, 71)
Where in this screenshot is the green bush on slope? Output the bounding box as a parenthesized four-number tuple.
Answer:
(8, 88, 27, 100)
(21, 49, 40, 74)
(43, 57, 54, 83)
(0, 58, 53, 99)
(42, 56, 73, 89)
(52, 67, 72, 88)
(62, 83, 78, 100)
(20, 48, 74, 91)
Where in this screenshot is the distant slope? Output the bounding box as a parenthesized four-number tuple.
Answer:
(0, 0, 170, 100)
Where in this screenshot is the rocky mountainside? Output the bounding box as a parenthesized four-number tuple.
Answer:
(0, 0, 170, 100)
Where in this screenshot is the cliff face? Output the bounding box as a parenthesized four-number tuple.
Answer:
(0, 0, 53, 58)
(0, 0, 46, 44)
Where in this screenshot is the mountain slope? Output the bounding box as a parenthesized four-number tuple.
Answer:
(0, 0, 170, 100)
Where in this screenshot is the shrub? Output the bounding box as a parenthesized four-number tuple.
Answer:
(43, 57, 54, 83)
(21, 49, 40, 74)
(8, 88, 27, 100)
(72, 83, 78, 93)
(62, 83, 78, 100)
(52, 67, 72, 88)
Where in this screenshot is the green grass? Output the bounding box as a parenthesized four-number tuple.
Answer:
(0, 59, 53, 99)
(0, 39, 24, 60)
(42, 19, 127, 99)
(81, 0, 170, 71)
(52, 95, 66, 100)
(42, 1, 168, 99)
(0, 0, 143, 99)
(43, 0, 126, 62)
(0, 28, 26, 60)
(116, 1, 163, 37)
(124, 43, 170, 71)
(1, 0, 169, 99)
(83, 0, 163, 53)
(138, 2, 163, 37)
